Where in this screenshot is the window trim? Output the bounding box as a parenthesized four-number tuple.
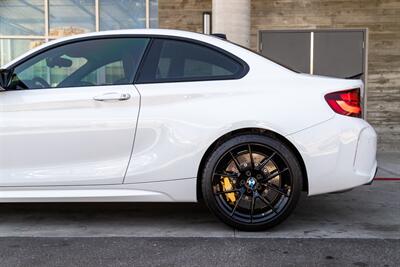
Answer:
(134, 36, 249, 84)
(4, 34, 249, 90)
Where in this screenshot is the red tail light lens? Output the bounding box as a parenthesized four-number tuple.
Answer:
(325, 88, 362, 118)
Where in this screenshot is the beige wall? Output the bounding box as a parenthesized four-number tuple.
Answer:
(158, 0, 400, 152)
(212, 0, 251, 47)
(158, 0, 212, 32)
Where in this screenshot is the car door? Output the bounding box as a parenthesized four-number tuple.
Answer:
(0, 37, 149, 186)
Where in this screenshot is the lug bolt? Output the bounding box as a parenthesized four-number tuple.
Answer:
(256, 174, 262, 179)
(245, 171, 251, 176)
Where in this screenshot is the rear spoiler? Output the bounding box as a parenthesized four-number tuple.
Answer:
(346, 72, 363, 79)
(211, 33, 227, 40)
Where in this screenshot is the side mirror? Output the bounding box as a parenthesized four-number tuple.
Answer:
(0, 68, 13, 90)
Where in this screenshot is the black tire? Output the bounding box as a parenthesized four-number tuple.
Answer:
(201, 134, 303, 231)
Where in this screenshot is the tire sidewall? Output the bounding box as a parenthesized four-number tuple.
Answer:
(201, 134, 303, 231)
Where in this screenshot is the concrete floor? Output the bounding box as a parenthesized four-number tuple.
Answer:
(377, 152, 400, 178)
(0, 180, 398, 239)
(1, 237, 399, 267)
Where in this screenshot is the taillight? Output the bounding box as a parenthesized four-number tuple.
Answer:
(325, 88, 362, 118)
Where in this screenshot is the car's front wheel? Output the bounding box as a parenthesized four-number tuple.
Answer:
(201, 134, 303, 231)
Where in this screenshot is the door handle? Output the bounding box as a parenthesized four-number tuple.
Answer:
(93, 92, 131, 101)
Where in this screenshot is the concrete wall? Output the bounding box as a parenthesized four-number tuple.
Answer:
(251, 0, 400, 152)
(212, 0, 251, 47)
(158, 0, 400, 152)
(158, 0, 212, 33)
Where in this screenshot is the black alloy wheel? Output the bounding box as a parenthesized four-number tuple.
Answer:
(202, 134, 303, 231)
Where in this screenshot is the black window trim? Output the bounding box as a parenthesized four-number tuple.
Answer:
(4, 34, 249, 90)
(134, 36, 250, 84)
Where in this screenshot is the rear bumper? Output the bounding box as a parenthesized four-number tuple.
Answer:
(364, 167, 378, 185)
(288, 115, 377, 196)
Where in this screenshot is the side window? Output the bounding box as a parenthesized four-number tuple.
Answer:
(81, 61, 126, 86)
(137, 39, 244, 83)
(8, 38, 149, 90)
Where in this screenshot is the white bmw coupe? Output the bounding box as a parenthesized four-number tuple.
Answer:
(0, 29, 377, 230)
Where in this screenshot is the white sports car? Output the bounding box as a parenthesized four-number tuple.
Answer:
(0, 29, 377, 231)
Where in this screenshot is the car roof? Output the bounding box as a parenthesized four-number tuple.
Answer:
(2, 29, 234, 69)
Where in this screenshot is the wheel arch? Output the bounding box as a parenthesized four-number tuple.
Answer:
(196, 127, 308, 201)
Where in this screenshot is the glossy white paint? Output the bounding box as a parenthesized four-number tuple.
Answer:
(287, 115, 377, 195)
(128, 74, 366, 185)
(0, 85, 140, 186)
(0, 29, 377, 202)
(0, 178, 196, 202)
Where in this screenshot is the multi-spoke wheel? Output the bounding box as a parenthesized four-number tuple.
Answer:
(202, 134, 303, 231)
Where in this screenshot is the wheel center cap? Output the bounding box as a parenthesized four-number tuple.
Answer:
(246, 177, 257, 189)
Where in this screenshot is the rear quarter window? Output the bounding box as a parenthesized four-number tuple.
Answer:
(137, 38, 247, 83)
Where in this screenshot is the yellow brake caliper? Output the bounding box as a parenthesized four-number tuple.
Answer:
(221, 176, 237, 204)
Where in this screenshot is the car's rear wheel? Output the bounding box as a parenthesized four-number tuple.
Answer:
(201, 134, 303, 231)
